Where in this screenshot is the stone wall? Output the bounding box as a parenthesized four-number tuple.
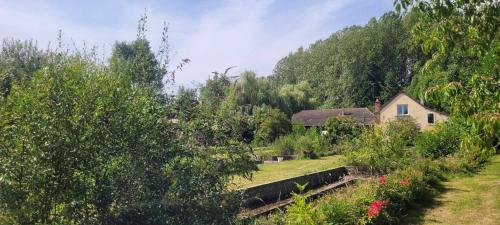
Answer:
(242, 167, 349, 208)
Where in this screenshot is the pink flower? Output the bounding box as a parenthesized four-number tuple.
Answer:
(367, 200, 389, 218)
(378, 176, 387, 186)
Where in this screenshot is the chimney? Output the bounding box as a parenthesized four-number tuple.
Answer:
(374, 98, 381, 114)
(374, 98, 381, 123)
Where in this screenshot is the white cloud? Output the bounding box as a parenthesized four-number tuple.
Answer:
(0, 0, 394, 87)
(171, 0, 357, 86)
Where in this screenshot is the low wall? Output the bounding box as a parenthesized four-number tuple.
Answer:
(242, 167, 349, 208)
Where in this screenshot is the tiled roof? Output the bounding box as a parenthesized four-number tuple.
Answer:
(291, 108, 376, 126)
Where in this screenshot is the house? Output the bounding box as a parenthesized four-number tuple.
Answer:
(374, 92, 448, 130)
(291, 92, 448, 131)
(291, 108, 376, 128)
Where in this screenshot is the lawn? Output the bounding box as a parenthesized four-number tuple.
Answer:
(231, 155, 345, 188)
(402, 154, 500, 225)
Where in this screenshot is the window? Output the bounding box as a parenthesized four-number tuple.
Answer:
(428, 113, 435, 124)
(397, 104, 408, 116)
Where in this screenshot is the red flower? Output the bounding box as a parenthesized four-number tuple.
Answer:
(378, 176, 387, 186)
(399, 179, 410, 186)
(367, 200, 389, 218)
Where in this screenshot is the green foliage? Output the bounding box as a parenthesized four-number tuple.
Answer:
(344, 120, 419, 173)
(0, 55, 253, 225)
(292, 123, 306, 136)
(278, 81, 316, 115)
(199, 68, 232, 107)
(397, 0, 499, 163)
(110, 38, 164, 91)
(385, 117, 420, 146)
(285, 183, 325, 225)
(262, 167, 431, 225)
(169, 86, 198, 121)
(272, 12, 415, 108)
(272, 135, 296, 156)
(324, 117, 363, 144)
(296, 128, 331, 158)
(415, 122, 464, 159)
(253, 107, 292, 145)
(0, 39, 46, 97)
(110, 15, 189, 94)
(271, 128, 332, 159)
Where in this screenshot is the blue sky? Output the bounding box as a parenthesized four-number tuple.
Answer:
(0, 0, 395, 87)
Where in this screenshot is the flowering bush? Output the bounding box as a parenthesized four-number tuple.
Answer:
(378, 176, 387, 186)
(367, 200, 389, 218)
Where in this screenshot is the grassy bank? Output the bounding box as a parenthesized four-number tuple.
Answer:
(402, 155, 500, 225)
(231, 155, 344, 188)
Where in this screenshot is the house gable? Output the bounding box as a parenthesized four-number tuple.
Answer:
(379, 92, 448, 130)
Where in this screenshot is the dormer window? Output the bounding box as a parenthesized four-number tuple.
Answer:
(397, 104, 408, 116)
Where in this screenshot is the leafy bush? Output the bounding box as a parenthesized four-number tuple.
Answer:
(0, 58, 252, 225)
(272, 128, 332, 158)
(254, 108, 292, 145)
(344, 120, 419, 173)
(273, 135, 297, 156)
(324, 117, 363, 144)
(415, 122, 463, 159)
(285, 183, 325, 225)
(292, 123, 306, 135)
(385, 117, 420, 146)
(296, 128, 332, 158)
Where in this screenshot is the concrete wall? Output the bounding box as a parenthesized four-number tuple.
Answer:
(242, 167, 348, 208)
(380, 93, 448, 131)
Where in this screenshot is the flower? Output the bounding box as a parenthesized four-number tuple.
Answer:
(367, 200, 389, 218)
(399, 179, 410, 186)
(378, 176, 387, 186)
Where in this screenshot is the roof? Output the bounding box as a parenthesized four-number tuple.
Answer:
(292, 108, 376, 127)
(380, 92, 448, 116)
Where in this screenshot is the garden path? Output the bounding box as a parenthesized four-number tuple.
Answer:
(403, 155, 500, 225)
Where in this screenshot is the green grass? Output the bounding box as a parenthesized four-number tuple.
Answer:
(403, 154, 500, 225)
(231, 155, 345, 188)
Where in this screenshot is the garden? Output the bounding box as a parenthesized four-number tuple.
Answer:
(0, 0, 498, 224)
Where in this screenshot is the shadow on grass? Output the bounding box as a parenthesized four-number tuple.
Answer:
(399, 182, 455, 225)
(399, 163, 492, 225)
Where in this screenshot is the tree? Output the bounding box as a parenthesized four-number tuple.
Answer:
(0, 55, 253, 225)
(0, 39, 46, 97)
(110, 38, 164, 91)
(253, 107, 292, 145)
(271, 12, 415, 108)
(109, 14, 189, 94)
(199, 68, 232, 107)
(396, 0, 499, 161)
(170, 86, 198, 121)
(278, 81, 315, 115)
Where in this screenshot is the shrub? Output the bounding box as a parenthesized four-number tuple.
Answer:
(0, 59, 252, 225)
(385, 117, 420, 146)
(273, 135, 297, 156)
(292, 123, 306, 135)
(415, 122, 463, 159)
(344, 124, 412, 173)
(285, 183, 326, 225)
(324, 117, 363, 144)
(254, 108, 292, 145)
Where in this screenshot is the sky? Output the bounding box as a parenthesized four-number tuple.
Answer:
(0, 0, 395, 87)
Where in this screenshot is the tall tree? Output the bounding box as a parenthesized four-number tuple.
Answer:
(109, 14, 189, 94)
(272, 12, 416, 107)
(0, 39, 46, 97)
